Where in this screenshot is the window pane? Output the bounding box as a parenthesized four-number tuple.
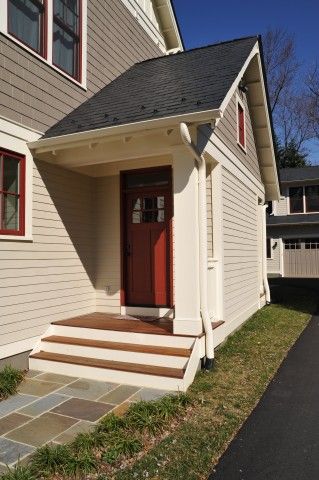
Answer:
(3, 157, 19, 194)
(289, 187, 303, 213)
(132, 211, 141, 224)
(54, 0, 79, 32)
(125, 171, 170, 189)
(53, 22, 78, 77)
(266, 238, 271, 258)
(3, 194, 19, 230)
(132, 198, 141, 211)
(8, 0, 43, 53)
(305, 186, 319, 212)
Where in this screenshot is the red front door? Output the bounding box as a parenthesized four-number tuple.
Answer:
(123, 169, 172, 307)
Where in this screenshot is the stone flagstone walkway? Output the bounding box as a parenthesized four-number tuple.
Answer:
(0, 370, 173, 471)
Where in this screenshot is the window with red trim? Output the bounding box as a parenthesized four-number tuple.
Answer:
(237, 102, 245, 149)
(0, 150, 25, 236)
(8, 0, 46, 57)
(52, 0, 81, 81)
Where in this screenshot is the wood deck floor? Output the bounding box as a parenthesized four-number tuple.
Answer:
(52, 312, 224, 337)
(52, 312, 174, 335)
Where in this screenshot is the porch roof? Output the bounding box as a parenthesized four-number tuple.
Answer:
(42, 36, 258, 139)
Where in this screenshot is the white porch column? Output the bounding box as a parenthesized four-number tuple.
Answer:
(172, 148, 202, 335)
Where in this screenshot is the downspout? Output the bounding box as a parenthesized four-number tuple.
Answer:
(179, 123, 215, 369)
(261, 204, 271, 303)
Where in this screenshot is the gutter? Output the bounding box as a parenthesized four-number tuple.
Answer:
(28, 109, 222, 154)
(179, 122, 214, 369)
(262, 204, 271, 303)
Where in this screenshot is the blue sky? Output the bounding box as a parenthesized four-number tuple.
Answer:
(172, 0, 319, 163)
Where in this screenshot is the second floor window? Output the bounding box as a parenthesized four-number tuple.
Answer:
(305, 185, 319, 212)
(53, 0, 81, 80)
(8, 0, 46, 55)
(289, 187, 303, 213)
(289, 185, 319, 214)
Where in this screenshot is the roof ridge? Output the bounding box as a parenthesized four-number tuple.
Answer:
(136, 35, 259, 66)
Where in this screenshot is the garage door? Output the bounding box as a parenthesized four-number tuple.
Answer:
(284, 238, 319, 277)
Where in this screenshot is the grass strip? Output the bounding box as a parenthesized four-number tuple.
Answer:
(0, 285, 316, 480)
(0, 366, 24, 401)
(115, 286, 317, 480)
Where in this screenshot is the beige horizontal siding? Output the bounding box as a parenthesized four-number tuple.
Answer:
(0, 0, 162, 132)
(214, 89, 261, 181)
(95, 175, 121, 312)
(276, 195, 288, 215)
(223, 167, 259, 322)
(0, 160, 96, 347)
(267, 239, 281, 273)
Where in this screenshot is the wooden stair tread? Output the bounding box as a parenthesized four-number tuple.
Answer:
(43, 335, 192, 357)
(212, 320, 225, 329)
(30, 351, 185, 379)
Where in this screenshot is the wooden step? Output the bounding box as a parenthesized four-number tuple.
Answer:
(42, 336, 192, 357)
(30, 351, 185, 379)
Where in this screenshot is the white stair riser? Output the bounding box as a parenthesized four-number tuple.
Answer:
(40, 342, 188, 368)
(29, 358, 187, 391)
(53, 325, 195, 348)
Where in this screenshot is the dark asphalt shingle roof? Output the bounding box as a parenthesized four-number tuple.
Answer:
(267, 213, 319, 226)
(43, 36, 258, 139)
(280, 166, 319, 182)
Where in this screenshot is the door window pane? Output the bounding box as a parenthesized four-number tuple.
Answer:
(125, 170, 170, 189)
(305, 186, 319, 212)
(8, 0, 44, 54)
(289, 187, 304, 213)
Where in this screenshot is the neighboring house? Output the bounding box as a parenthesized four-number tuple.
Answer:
(267, 166, 319, 278)
(0, 0, 279, 391)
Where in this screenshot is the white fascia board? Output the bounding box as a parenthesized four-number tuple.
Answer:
(218, 41, 280, 202)
(28, 109, 222, 153)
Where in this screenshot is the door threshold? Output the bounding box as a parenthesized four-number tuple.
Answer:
(120, 306, 174, 318)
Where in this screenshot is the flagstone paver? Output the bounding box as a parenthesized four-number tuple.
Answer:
(18, 393, 70, 417)
(25, 370, 42, 379)
(18, 379, 63, 397)
(54, 421, 94, 444)
(5, 412, 77, 447)
(35, 373, 78, 384)
(131, 387, 175, 402)
(0, 413, 32, 436)
(0, 437, 35, 465)
(98, 384, 140, 404)
(0, 372, 173, 464)
(0, 395, 37, 418)
(57, 379, 119, 400)
(51, 397, 114, 422)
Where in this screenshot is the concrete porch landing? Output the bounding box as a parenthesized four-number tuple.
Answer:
(0, 371, 174, 471)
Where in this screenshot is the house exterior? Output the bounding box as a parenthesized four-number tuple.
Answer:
(0, 0, 279, 391)
(267, 166, 319, 278)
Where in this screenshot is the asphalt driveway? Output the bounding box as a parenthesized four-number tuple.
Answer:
(209, 281, 319, 480)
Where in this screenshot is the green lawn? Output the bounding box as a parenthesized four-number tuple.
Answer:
(1, 285, 316, 480)
(116, 286, 316, 480)
(0, 366, 24, 401)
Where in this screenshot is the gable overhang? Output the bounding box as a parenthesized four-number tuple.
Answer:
(28, 109, 221, 169)
(154, 0, 184, 52)
(218, 39, 280, 202)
